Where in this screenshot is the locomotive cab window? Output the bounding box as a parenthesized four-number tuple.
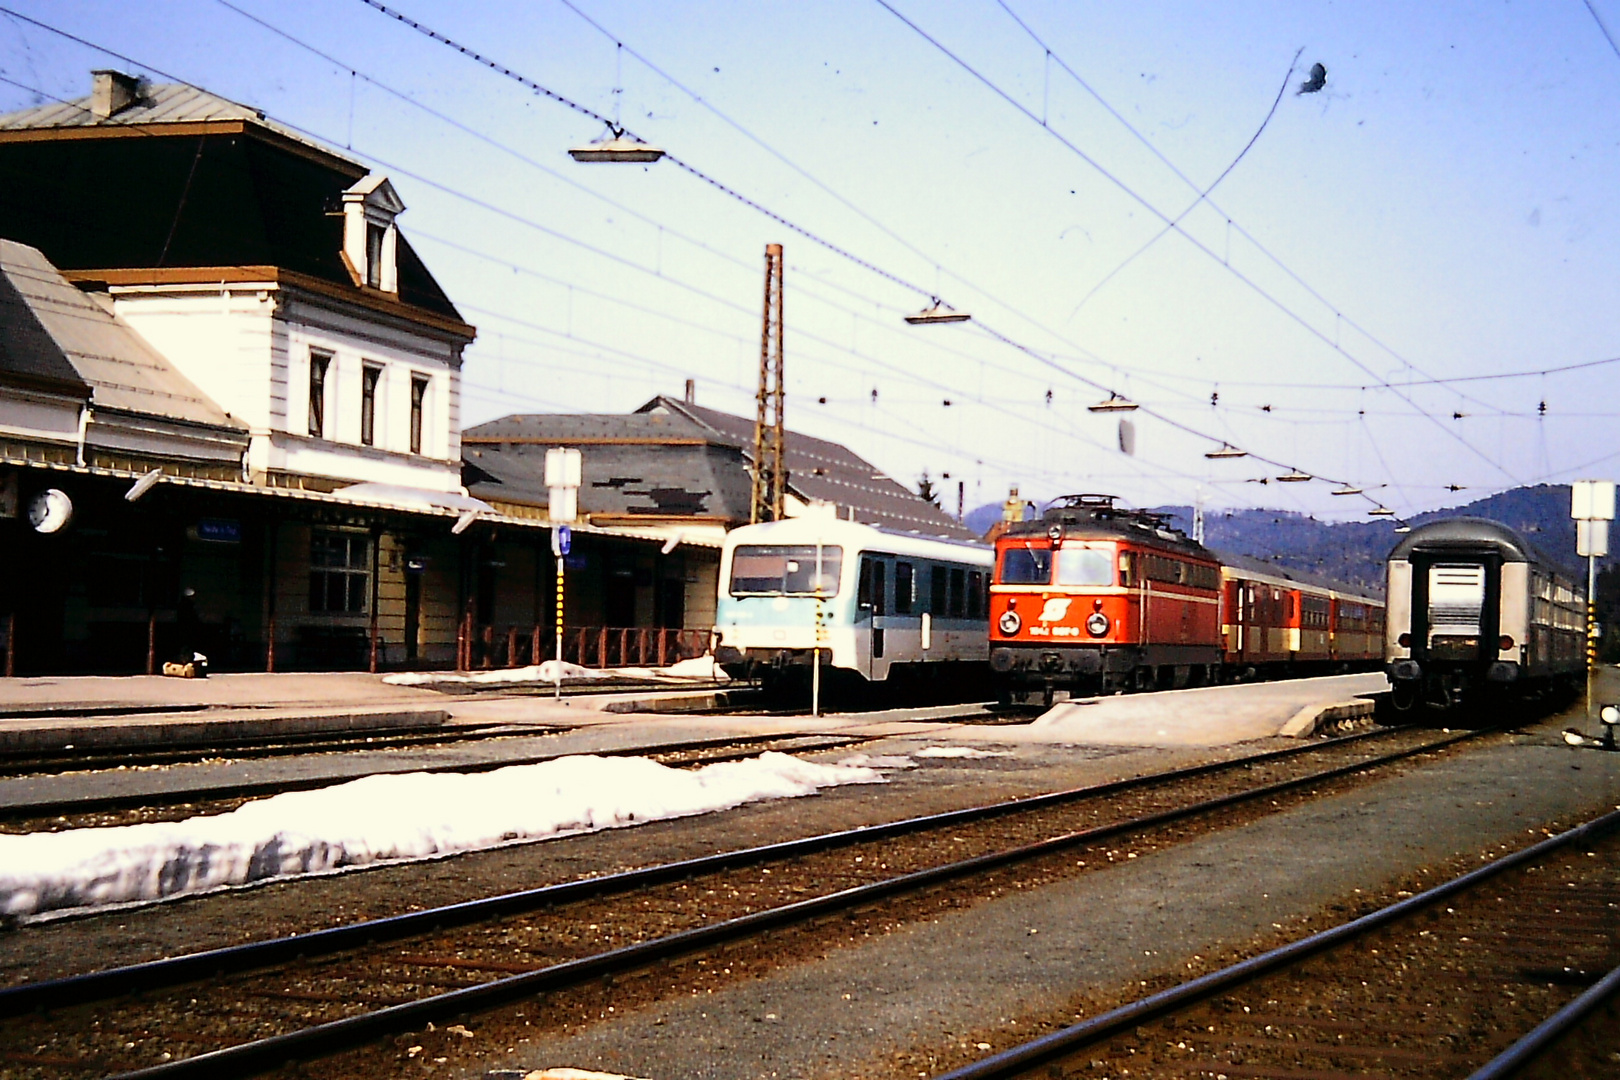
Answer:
(1057, 547, 1113, 586)
(730, 545, 842, 596)
(1000, 545, 1052, 584)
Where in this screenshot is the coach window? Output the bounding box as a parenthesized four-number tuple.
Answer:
(949, 567, 967, 617)
(1000, 544, 1052, 584)
(967, 570, 983, 619)
(1057, 547, 1113, 586)
(860, 558, 887, 615)
(895, 562, 914, 614)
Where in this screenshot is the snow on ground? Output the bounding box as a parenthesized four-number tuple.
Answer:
(382, 656, 729, 687)
(836, 753, 918, 769)
(913, 746, 1013, 759)
(0, 752, 886, 920)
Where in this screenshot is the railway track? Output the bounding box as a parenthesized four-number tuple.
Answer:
(932, 806, 1620, 1080)
(0, 724, 1484, 1079)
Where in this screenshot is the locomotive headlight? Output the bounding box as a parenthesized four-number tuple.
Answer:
(1602, 704, 1619, 726)
(998, 610, 1022, 635)
(1085, 612, 1110, 637)
(1397, 633, 1412, 648)
(1498, 634, 1515, 651)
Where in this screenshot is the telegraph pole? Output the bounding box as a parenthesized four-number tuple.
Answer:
(752, 243, 786, 523)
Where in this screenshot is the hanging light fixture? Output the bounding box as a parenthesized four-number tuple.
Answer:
(1330, 485, 1363, 495)
(1276, 469, 1312, 482)
(1087, 392, 1138, 413)
(1394, 521, 1412, 533)
(904, 299, 971, 325)
(569, 126, 666, 162)
(1368, 506, 1394, 516)
(1204, 443, 1246, 459)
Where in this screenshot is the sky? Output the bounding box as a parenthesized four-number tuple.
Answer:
(2, 0, 1618, 523)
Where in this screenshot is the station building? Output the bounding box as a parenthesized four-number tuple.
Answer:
(0, 72, 969, 676)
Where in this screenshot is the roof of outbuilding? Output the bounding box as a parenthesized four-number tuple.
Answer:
(0, 239, 244, 430)
(639, 397, 978, 539)
(463, 399, 977, 538)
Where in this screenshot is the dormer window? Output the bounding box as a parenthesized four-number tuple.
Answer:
(341, 175, 405, 295)
(365, 224, 386, 288)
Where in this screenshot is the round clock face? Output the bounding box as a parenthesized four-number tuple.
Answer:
(27, 489, 72, 534)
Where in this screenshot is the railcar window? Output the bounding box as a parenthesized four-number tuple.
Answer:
(730, 545, 842, 596)
(1118, 551, 1135, 587)
(967, 570, 984, 618)
(1057, 547, 1114, 586)
(999, 546, 1052, 584)
(895, 562, 914, 614)
(949, 567, 967, 617)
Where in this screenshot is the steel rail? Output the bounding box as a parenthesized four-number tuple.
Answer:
(71, 730, 1470, 1079)
(930, 805, 1620, 1080)
(1465, 957, 1620, 1079)
(0, 732, 863, 822)
(0, 725, 1412, 1019)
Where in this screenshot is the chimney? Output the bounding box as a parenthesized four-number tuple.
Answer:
(90, 70, 143, 120)
(684, 378, 695, 404)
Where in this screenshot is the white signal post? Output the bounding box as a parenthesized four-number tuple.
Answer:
(1571, 480, 1614, 719)
(812, 540, 827, 719)
(546, 447, 583, 700)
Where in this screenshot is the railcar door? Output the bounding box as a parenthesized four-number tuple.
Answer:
(856, 555, 889, 679)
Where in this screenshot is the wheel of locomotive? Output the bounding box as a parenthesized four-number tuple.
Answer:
(1134, 667, 1155, 693)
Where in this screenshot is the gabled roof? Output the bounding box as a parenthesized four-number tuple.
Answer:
(0, 76, 469, 333)
(0, 239, 244, 431)
(637, 396, 978, 540)
(462, 412, 752, 521)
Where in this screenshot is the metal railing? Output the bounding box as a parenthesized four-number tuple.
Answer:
(455, 619, 708, 671)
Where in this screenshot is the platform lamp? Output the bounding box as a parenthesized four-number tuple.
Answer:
(1601, 704, 1619, 750)
(904, 299, 971, 325)
(546, 447, 583, 699)
(569, 127, 665, 162)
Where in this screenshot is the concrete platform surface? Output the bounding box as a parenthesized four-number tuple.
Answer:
(1025, 671, 1389, 747)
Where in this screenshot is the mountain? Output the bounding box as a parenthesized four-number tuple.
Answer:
(1152, 484, 1593, 592)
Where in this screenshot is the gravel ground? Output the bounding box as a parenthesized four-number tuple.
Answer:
(474, 728, 1620, 1080)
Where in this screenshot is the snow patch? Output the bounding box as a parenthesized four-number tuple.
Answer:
(0, 752, 883, 919)
(835, 753, 917, 770)
(384, 661, 607, 686)
(913, 746, 1013, 759)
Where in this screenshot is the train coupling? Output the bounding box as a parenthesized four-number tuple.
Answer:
(1388, 659, 1422, 683)
(1486, 661, 1519, 683)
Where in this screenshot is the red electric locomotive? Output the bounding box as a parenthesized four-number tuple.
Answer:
(989, 495, 1386, 703)
(989, 495, 1223, 699)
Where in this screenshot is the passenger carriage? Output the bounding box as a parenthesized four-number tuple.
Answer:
(989, 495, 1386, 703)
(712, 515, 992, 689)
(1385, 518, 1584, 709)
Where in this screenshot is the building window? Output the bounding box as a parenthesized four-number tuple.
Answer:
(366, 222, 385, 288)
(308, 351, 331, 437)
(410, 374, 429, 455)
(310, 531, 370, 613)
(360, 364, 382, 446)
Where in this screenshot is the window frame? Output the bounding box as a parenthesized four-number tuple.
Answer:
(308, 350, 331, 438)
(309, 530, 371, 615)
(409, 373, 430, 455)
(360, 363, 383, 447)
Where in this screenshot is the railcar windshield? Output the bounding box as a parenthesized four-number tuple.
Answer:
(1056, 547, 1114, 586)
(729, 545, 842, 596)
(999, 544, 1052, 584)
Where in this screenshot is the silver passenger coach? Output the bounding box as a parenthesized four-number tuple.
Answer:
(1385, 518, 1585, 709)
(712, 515, 992, 690)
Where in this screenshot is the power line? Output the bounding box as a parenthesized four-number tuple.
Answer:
(880, 0, 1518, 482)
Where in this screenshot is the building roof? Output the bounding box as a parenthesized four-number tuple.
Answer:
(462, 411, 753, 521)
(462, 397, 976, 539)
(0, 74, 468, 332)
(0, 239, 244, 430)
(639, 397, 978, 539)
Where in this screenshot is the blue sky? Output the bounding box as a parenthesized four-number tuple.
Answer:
(3, 0, 1618, 521)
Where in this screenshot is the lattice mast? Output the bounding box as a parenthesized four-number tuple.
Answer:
(751, 243, 786, 523)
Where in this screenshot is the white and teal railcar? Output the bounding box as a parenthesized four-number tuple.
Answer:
(712, 517, 993, 687)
